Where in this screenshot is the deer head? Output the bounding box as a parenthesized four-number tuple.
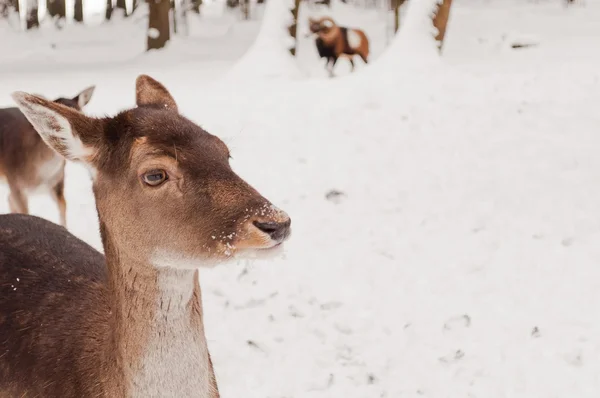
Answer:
(53, 86, 96, 111)
(319, 16, 336, 30)
(308, 16, 322, 33)
(308, 16, 337, 34)
(11, 75, 291, 269)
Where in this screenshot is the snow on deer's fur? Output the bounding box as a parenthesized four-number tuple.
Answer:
(307, 16, 370, 77)
(0, 75, 292, 397)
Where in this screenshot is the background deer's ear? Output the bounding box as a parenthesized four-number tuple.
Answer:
(12, 92, 102, 164)
(73, 85, 95, 109)
(135, 75, 178, 111)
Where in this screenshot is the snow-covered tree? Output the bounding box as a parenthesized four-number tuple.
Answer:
(288, 0, 301, 55)
(18, 0, 40, 29)
(190, 0, 200, 14)
(433, 0, 452, 51)
(73, 0, 83, 22)
(0, 0, 11, 17)
(227, 0, 302, 81)
(392, 0, 408, 32)
(64, 0, 73, 24)
(374, 0, 453, 73)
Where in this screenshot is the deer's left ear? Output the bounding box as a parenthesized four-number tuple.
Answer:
(73, 85, 95, 109)
(12, 92, 103, 164)
(135, 75, 178, 112)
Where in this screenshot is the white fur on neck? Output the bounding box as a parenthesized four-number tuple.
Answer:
(152, 244, 287, 270)
(130, 266, 214, 398)
(151, 251, 215, 269)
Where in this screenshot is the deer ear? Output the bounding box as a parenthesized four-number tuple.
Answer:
(73, 85, 95, 109)
(12, 92, 100, 163)
(135, 75, 178, 111)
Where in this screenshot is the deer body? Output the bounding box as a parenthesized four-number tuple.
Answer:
(0, 87, 95, 227)
(308, 17, 369, 77)
(0, 216, 218, 397)
(0, 76, 291, 396)
(0, 214, 114, 397)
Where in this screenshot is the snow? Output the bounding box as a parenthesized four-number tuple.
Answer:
(147, 27, 160, 39)
(227, 0, 302, 81)
(376, 0, 442, 69)
(2, 0, 600, 397)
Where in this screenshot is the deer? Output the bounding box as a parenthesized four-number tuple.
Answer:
(0, 85, 95, 227)
(0, 75, 292, 397)
(307, 16, 370, 77)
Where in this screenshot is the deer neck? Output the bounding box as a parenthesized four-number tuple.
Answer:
(102, 225, 216, 397)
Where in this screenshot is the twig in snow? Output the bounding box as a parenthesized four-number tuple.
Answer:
(246, 339, 268, 355)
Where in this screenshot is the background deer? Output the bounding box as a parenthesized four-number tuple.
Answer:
(0, 75, 291, 397)
(0, 86, 95, 227)
(307, 16, 370, 77)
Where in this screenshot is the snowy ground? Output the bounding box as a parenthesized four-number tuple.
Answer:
(1, 0, 600, 397)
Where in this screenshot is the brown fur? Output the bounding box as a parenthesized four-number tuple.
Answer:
(0, 87, 95, 227)
(0, 76, 291, 396)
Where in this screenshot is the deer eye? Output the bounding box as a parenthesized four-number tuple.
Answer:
(142, 170, 168, 187)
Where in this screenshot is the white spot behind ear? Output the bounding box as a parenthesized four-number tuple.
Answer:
(12, 92, 94, 162)
(76, 85, 95, 109)
(323, 19, 334, 28)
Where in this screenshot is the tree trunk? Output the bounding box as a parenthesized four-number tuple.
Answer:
(26, 3, 38, 28)
(105, 0, 112, 19)
(1, 0, 16, 16)
(170, 0, 176, 34)
(179, 0, 188, 34)
(73, 0, 83, 21)
(147, 0, 170, 51)
(125, 0, 138, 15)
(240, 0, 249, 19)
(392, 0, 407, 32)
(288, 0, 300, 56)
(47, 0, 65, 18)
(20, 0, 38, 29)
(432, 0, 452, 51)
(190, 0, 200, 14)
(115, 0, 126, 15)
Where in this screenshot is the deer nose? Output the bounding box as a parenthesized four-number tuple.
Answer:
(253, 218, 291, 242)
